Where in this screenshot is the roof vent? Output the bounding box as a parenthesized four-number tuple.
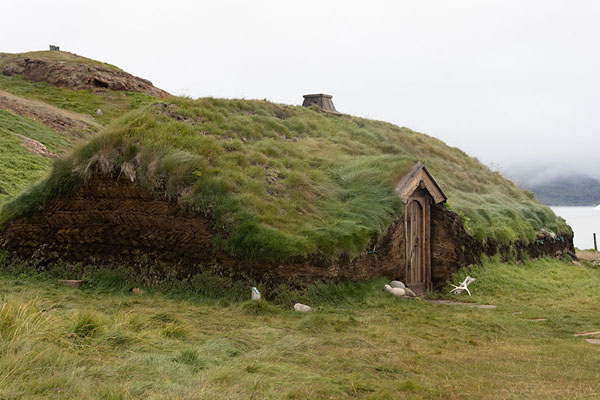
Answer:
(302, 93, 340, 114)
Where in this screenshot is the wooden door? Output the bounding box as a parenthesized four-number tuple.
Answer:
(405, 192, 431, 293)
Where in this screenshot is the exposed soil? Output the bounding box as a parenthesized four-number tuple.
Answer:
(17, 134, 58, 158)
(0, 176, 575, 287)
(0, 89, 100, 135)
(3, 56, 169, 98)
(427, 300, 496, 309)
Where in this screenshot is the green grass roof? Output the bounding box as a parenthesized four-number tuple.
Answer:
(0, 97, 570, 261)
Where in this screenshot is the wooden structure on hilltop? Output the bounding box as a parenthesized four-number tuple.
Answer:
(302, 93, 340, 114)
(396, 162, 447, 293)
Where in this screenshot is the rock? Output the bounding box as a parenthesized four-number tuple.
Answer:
(389, 280, 405, 289)
(96, 108, 103, 116)
(58, 279, 83, 289)
(403, 288, 417, 297)
(390, 288, 406, 298)
(294, 303, 312, 312)
(18, 134, 58, 158)
(384, 284, 392, 293)
(2, 56, 169, 98)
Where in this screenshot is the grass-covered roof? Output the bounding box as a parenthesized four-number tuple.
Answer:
(0, 97, 570, 260)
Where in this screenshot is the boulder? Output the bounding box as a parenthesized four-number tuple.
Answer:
(390, 280, 405, 289)
(294, 303, 312, 312)
(390, 288, 406, 298)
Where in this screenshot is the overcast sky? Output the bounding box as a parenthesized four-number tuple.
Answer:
(3, 0, 599, 184)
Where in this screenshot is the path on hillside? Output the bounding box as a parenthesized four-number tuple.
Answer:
(0, 89, 102, 136)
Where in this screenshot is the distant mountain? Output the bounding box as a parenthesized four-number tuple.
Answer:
(526, 174, 600, 206)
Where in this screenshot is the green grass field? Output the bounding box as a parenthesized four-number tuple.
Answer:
(0, 255, 598, 399)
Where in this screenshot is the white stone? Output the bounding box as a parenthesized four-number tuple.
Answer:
(390, 280, 405, 289)
(294, 303, 312, 312)
(390, 288, 406, 298)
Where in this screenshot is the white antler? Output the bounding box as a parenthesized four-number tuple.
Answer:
(450, 276, 476, 296)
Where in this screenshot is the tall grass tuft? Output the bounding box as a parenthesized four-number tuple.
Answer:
(71, 310, 104, 338)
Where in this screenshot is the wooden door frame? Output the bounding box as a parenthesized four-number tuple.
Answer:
(404, 188, 432, 292)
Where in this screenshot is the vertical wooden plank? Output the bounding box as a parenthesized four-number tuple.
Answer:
(425, 195, 431, 291)
(405, 205, 410, 283)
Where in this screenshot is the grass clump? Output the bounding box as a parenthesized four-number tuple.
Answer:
(71, 310, 104, 338)
(0, 97, 570, 261)
(240, 300, 281, 316)
(161, 322, 187, 339)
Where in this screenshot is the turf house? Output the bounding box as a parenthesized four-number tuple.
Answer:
(0, 93, 574, 291)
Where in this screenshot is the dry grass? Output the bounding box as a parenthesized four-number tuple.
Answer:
(576, 249, 600, 263)
(0, 257, 598, 399)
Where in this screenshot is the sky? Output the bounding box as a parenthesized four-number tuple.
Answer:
(3, 0, 599, 184)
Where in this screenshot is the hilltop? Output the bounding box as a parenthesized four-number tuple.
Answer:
(0, 50, 168, 200)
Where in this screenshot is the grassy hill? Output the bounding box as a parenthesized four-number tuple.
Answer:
(0, 253, 598, 399)
(0, 50, 163, 200)
(0, 96, 570, 261)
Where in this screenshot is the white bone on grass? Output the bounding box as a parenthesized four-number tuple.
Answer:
(450, 276, 476, 296)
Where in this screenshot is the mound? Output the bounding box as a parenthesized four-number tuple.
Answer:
(2, 51, 168, 98)
(0, 97, 573, 286)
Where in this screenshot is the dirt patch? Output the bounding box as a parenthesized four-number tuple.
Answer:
(18, 134, 57, 158)
(573, 331, 600, 337)
(427, 300, 496, 309)
(576, 250, 600, 263)
(3, 56, 169, 98)
(0, 89, 100, 135)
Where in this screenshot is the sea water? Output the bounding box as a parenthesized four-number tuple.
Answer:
(551, 206, 600, 250)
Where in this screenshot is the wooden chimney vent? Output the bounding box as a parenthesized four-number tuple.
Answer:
(302, 93, 340, 114)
